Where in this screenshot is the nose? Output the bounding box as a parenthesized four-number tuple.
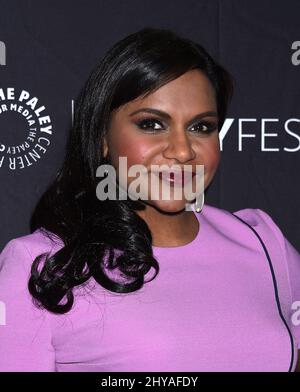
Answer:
(162, 129, 196, 163)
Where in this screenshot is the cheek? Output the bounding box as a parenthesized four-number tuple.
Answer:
(109, 131, 153, 169)
(197, 137, 221, 170)
(208, 144, 221, 168)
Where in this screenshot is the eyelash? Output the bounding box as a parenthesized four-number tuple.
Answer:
(135, 117, 218, 134)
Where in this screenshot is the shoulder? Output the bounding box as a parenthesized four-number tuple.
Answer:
(204, 204, 300, 346)
(203, 204, 300, 270)
(0, 229, 64, 287)
(0, 229, 59, 371)
(233, 207, 284, 236)
(232, 207, 300, 262)
(0, 229, 63, 266)
(203, 204, 287, 245)
(204, 203, 278, 228)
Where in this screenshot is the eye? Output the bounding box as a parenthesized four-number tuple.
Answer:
(135, 117, 218, 134)
(136, 118, 164, 132)
(189, 121, 217, 134)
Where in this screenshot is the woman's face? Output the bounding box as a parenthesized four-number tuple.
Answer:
(103, 69, 220, 213)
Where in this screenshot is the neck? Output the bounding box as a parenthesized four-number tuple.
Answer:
(135, 203, 200, 247)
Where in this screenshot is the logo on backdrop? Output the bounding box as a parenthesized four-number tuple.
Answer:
(0, 87, 53, 170)
(0, 41, 5, 66)
(219, 118, 300, 152)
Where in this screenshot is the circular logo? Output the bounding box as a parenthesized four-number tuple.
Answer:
(0, 87, 53, 170)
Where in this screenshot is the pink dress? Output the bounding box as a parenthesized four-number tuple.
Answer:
(0, 204, 299, 371)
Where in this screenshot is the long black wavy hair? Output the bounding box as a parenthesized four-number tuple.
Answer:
(28, 27, 234, 314)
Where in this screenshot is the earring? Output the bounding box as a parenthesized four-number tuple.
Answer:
(195, 192, 204, 213)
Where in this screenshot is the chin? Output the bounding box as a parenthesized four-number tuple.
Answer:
(148, 199, 191, 214)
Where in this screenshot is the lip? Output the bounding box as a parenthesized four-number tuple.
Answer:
(152, 170, 196, 186)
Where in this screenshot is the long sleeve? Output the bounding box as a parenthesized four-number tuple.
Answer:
(0, 238, 56, 371)
(283, 235, 300, 348)
(255, 209, 300, 349)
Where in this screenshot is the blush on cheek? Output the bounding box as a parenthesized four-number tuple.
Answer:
(205, 156, 220, 175)
(211, 149, 221, 166)
(108, 149, 148, 188)
(117, 140, 152, 168)
(199, 144, 220, 184)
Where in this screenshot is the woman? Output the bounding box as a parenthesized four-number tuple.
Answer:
(0, 27, 299, 372)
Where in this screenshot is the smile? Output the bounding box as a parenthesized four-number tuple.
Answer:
(152, 171, 196, 186)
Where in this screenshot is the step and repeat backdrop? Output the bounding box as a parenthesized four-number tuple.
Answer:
(0, 0, 299, 250)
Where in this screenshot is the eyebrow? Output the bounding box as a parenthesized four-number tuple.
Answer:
(129, 107, 218, 126)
